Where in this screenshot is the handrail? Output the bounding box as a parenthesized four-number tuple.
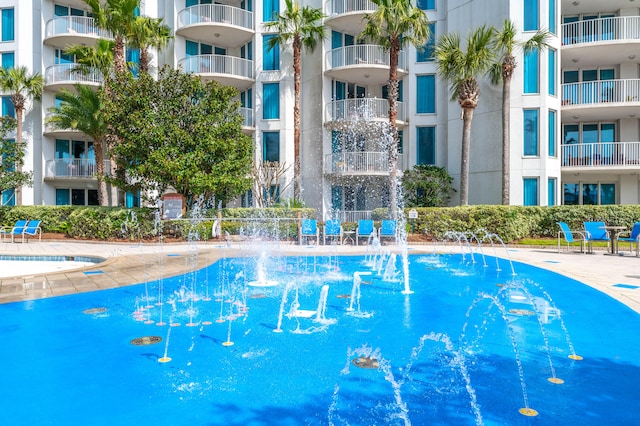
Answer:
(328, 0, 377, 16)
(45, 16, 112, 39)
(561, 141, 640, 167)
(45, 64, 103, 85)
(562, 16, 640, 46)
(44, 159, 111, 178)
(326, 98, 406, 122)
(326, 45, 406, 70)
(178, 55, 254, 79)
(561, 79, 640, 106)
(178, 4, 253, 30)
(324, 151, 405, 173)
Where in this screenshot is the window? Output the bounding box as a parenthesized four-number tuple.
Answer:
(263, 0, 279, 22)
(523, 109, 539, 156)
(125, 191, 140, 208)
(548, 49, 556, 96)
(241, 190, 253, 207)
(548, 110, 556, 157)
(262, 82, 279, 119)
(523, 178, 539, 206)
(417, 0, 435, 10)
(523, 0, 539, 31)
(1, 51, 13, 69)
(55, 188, 99, 206)
(416, 126, 435, 165)
(563, 183, 615, 205)
(126, 48, 140, 77)
(523, 50, 539, 93)
(549, 0, 556, 34)
(547, 178, 556, 206)
(1, 188, 14, 206)
(1, 8, 14, 42)
(416, 75, 435, 113)
(263, 35, 279, 71)
(1, 96, 14, 118)
(262, 131, 279, 162)
(417, 23, 435, 62)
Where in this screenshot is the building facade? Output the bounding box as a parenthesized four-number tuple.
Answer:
(1, 0, 639, 217)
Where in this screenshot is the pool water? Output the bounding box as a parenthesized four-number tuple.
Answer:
(0, 253, 638, 425)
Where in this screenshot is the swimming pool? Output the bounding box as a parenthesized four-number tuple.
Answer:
(0, 253, 638, 425)
(0, 254, 104, 278)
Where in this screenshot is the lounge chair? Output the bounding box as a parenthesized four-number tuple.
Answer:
(15, 220, 42, 243)
(583, 221, 610, 253)
(379, 219, 397, 244)
(299, 219, 319, 245)
(557, 221, 585, 253)
(0, 220, 28, 243)
(355, 219, 375, 246)
(323, 219, 343, 245)
(615, 222, 640, 256)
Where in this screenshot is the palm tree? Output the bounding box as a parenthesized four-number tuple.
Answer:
(490, 20, 550, 205)
(128, 16, 172, 74)
(264, 0, 325, 201)
(359, 0, 430, 218)
(434, 26, 496, 205)
(46, 85, 110, 205)
(0, 66, 44, 205)
(65, 38, 115, 82)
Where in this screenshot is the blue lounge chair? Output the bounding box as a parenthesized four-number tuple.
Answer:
(0, 220, 28, 243)
(557, 221, 585, 253)
(379, 219, 397, 244)
(615, 222, 640, 256)
(299, 219, 319, 245)
(15, 220, 42, 243)
(355, 220, 375, 246)
(583, 221, 610, 253)
(323, 219, 343, 245)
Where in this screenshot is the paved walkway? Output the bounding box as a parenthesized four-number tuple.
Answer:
(1, 240, 639, 313)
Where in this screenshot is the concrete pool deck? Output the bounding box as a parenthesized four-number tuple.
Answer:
(1, 239, 639, 314)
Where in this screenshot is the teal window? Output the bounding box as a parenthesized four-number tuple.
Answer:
(186, 40, 199, 56)
(548, 110, 556, 157)
(262, 82, 279, 119)
(125, 191, 140, 208)
(263, 0, 279, 22)
(1, 8, 14, 42)
(126, 48, 140, 77)
(523, 50, 539, 93)
(549, 0, 556, 34)
(55, 189, 70, 205)
(397, 130, 403, 154)
(417, 126, 435, 165)
(563, 183, 615, 205)
(1, 52, 13, 69)
(523, 178, 539, 206)
(601, 183, 615, 204)
(548, 178, 556, 206)
(1, 96, 14, 118)
(548, 49, 556, 96)
(262, 131, 279, 162)
(417, 23, 435, 62)
(1, 188, 14, 206)
(331, 186, 342, 212)
(524, 0, 539, 31)
(263, 35, 279, 71)
(416, 75, 435, 113)
(524, 109, 539, 156)
(417, 0, 435, 10)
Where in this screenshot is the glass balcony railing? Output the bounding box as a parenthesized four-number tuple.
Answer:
(328, 0, 377, 16)
(44, 159, 111, 178)
(45, 64, 103, 86)
(178, 55, 254, 79)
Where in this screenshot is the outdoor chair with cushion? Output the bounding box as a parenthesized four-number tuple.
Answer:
(615, 222, 640, 256)
(355, 220, 376, 246)
(299, 219, 320, 245)
(14, 220, 43, 243)
(0, 220, 27, 243)
(583, 221, 610, 253)
(323, 220, 343, 245)
(378, 219, 397, 244)
(557, 221, 585, 253)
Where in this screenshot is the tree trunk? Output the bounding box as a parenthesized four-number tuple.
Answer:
(501, 76, 511, 205)
(460, 107, 475, 206)
(139, 48, 149, 74)
(94, 139, 108, 206)
(387, 40, 400, 220)
(114, 36, 126, 74)
(293, 37, 302, 201)
(14, 108, 23, 205)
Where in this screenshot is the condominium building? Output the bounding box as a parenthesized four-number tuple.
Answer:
(2, 0, 639, 217)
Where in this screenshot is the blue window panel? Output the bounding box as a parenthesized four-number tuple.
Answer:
(416, 75, 435, 113)
(186, 40, 198, 57)
(263, 0, 279, 22)
(126, 48, 140, 77)
(186, 0, 198, 6)
(2, 8, 14, 42)
(547, 178, 556, 206)
(417, 126, 436, 165)
(1, 52, 13, 69)
(523, 109, 539, 156)
(601, 184, 615, 205)
(55, 189, 70, 205)
(523, 178, 539, 206)
(1, 188, 15, 206)
(417, 0, 435, 10)
(262, 131, 280, 162)
(263, 82, 279, 119)
(417, 23, 435, 62)
(2, 96, 14, 118)
(331, 31, 342, 49)
(126, 191, 140, 208)
(548, 110, 556, 157)
(263, 35, 279, 71)
(523, 50, 539, 93)
(398, 130, 404, 154)
(331, 186, 343, 212)
(549, 0, 556, 34)
(548, 49, 556, 96)
(523, 0, 539, 31)
(54, 5, 69, 16)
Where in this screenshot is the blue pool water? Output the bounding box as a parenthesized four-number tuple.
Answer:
(0, 253, 639, 425)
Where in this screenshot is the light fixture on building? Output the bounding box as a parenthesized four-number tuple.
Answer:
(572, 115, 580, 120)
(571, 58, 579, 63)
(572, 1, 580, 5)
(630, 114, 637, 118)
(363, 74, 370, 78)
(214, 33, 220, 38)
(629, 54, 636, 60)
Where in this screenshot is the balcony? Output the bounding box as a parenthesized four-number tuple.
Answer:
(178, 55, 254, 89)
(561, 17, 640, 67)
(239, 107, 254, 132)
(561, 79, 640, 121)
(325, 0, 377, 33)
(43, 113, 82, 138)
(324, 151, 405, 176)
(561, 142, 640, 171)
(44, 16, 112, 49)
(325, 98, 407, 130)
(44, 159, 111, 180)
(177, 4, 254, 47)
(45, 64, 103, 92)
(325, 45, 406, 85)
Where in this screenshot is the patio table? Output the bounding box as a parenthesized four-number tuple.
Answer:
(601, 225, 627, 254)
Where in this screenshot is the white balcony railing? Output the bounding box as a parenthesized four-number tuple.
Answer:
(327, 98, 406, 122)
(178, 4, 253, 30)
(239, 107, 254, 127)
(324, 152, 405, 174)
(45, 64, 103, 86)
(561, 79, 640, 106)
(329, 0, 377, 16)
(45, 159, 111, 178)
(561, 142, 640, 167)
(178, 55, 254, 79)
(334, 210, 373, 222)
(562, 16, 640, 46)
(326, 45, 406, 70)
(45, 16, 112, 39)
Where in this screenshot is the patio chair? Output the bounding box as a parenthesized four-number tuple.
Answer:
(323, 219, 343, 245)
(583, 221, 610, 253)
(0, 219, 27, 243)
(355, 219, 376, 246)
(615, 222, 640, 256)
(15, 220, 42, 243)
(378, 219, 397, 244)
(557, 221, 585, 253)
(299, 219, 319, 245)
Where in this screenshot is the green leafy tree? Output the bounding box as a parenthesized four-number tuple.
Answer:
(359, 0, 430, 217)
(434, 26, 496, 205)
(46, 85, 110, 205)
(264, 0, 326, 201)
(65, 38, 115, 80)
(102, 67, 253, 206)
(128, 16, 172, 74)
(0, 116, 32, 204)
(490, 20, 550, 205)
(0, 66, 44, 205)
(401, 164, 454, 207)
